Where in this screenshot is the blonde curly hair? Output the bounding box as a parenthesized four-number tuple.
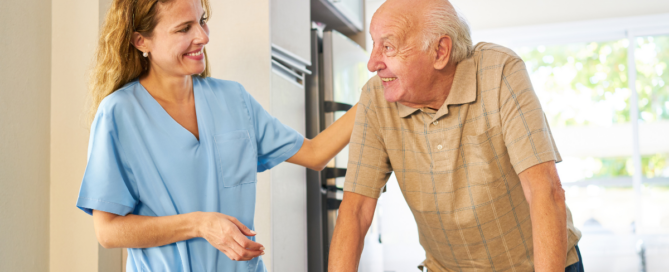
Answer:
(88, 0, 211, 123)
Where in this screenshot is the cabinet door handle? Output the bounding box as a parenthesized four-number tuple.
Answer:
(327, 198, 342, 210)
(324, 167, 347, 179)
(323, 101, 352, 113)
(324, 185, 343, 210)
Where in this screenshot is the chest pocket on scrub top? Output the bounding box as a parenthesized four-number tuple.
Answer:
(214, 130, 257, 187)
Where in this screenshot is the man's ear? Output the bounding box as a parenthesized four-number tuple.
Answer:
(131, 32, 149, 54)
(433, 35, 452, 70)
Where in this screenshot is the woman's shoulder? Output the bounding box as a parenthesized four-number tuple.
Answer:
(97, 80, 142, 116)
(198, 77, 245, 92)
(197, 76, 252, 103)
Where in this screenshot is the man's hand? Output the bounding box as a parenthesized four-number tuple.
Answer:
(328, 192, 378, 271)
(518, 161, 567, 272)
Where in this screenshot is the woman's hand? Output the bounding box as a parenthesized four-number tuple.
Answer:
(198, 212, 265, 261)
(93, 210, 264, 262)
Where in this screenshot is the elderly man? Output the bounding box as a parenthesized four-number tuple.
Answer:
(328, 0, 583, 271)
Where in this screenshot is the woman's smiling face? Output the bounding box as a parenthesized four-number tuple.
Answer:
(142, 0, 209, 77)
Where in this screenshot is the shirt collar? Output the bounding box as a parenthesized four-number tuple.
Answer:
(396, 56, 477, 119)
(398, 102, 420, 117)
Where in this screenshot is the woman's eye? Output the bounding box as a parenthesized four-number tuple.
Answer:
(179, 26, 190, 33)
(200, 17, 208, 25)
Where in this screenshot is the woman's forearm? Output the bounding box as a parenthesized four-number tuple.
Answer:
(93, 210, 201, 249)
(316, 103, 358, 152)
(93, 210, 264, 261)
(287, 104, 358, 170)
(310, 103, 358, 167)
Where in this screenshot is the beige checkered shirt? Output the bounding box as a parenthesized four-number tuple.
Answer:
(344, 42, 582, 271)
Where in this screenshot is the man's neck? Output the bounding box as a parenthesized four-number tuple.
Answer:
(401, 61, 458, 110)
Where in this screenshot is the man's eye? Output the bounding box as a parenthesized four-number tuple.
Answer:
(385, 46, 392, 51)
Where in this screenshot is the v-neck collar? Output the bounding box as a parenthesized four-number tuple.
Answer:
(137, 77, 203, 146)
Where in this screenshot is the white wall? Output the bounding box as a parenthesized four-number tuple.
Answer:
(50, 0, 102, 271)
(205, 0, 275, 269)
(365, 0, 669, 32)
(451, 0, 669, 30)
(0, 0, 52, 271)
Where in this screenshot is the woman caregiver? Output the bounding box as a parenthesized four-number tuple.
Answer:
(76, 0, 356, 271)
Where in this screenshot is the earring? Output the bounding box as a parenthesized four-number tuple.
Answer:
(143, 52, 148, 58)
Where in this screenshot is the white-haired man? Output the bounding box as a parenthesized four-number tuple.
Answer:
(328, 0, 583, 271)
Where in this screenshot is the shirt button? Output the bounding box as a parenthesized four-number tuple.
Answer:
(433, 121, 439, 125)
(437, 145, 443, 150)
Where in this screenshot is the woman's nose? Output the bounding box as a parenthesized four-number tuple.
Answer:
(195, 25, 209, 45)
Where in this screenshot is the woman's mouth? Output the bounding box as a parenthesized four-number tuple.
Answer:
(184, 49, 204, 60)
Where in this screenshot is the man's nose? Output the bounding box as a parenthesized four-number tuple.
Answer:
(367, 47, 385, 72)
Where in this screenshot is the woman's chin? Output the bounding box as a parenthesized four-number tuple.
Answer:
(186, 65, 206, 76)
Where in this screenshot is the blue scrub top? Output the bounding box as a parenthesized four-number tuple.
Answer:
(76, 77, 303, 272)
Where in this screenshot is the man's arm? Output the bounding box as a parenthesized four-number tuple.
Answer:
(328, 191, 378, 271)
(518, 160, 567, 272)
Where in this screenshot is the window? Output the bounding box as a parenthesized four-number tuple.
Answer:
(493, 20, 669, 271)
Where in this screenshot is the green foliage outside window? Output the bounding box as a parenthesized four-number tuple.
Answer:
(642, 153, 669, 178)
(636, 35, 669, 122)
(582, 154, 668, 179)
(515, 36, 669, 126)
(515, 36, 669, 179)
(516, 39, 630, 127)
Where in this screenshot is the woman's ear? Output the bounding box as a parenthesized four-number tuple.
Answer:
(131, 32, 149, 53)
(433, 35, 453, 70)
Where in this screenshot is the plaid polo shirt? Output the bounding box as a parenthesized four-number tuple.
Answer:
(344, 42, 582, 271)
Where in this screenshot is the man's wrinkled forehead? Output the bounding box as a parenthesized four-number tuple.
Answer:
(370, 5, 418, 43)
(371, 15, 411, 41)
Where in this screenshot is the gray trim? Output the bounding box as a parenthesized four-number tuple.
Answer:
(271, 44, 312, 75)
(563, 177, 669, 187)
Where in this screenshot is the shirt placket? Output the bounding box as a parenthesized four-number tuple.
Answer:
(422, 111, 445, 168)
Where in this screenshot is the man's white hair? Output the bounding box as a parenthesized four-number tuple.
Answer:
(421, 2, 473, 63)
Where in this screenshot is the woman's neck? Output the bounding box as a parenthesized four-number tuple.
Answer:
(140, 67, 193, 104)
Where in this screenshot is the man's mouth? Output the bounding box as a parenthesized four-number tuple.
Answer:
(381, 77, 397, 82)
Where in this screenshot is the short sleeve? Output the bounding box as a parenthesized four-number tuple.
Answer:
(499, 57, 562, 174)
(76, 107, 137, 216)
(343, 82, 393, 199)
(242, 84, 304, 172)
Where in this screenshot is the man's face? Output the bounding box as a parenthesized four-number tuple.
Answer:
(367, 3, 436, 105)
